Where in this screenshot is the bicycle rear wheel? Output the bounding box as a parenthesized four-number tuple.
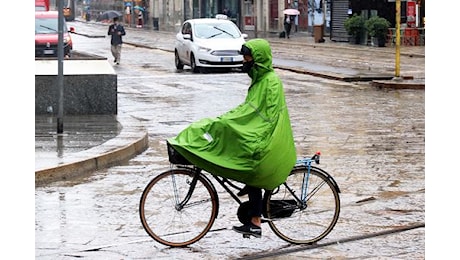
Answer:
(139, 168, 218, 247)
(265, 166, 340, 244)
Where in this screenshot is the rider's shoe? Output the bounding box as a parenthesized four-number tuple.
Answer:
(237, 185, 250, 196)
(232, 223, 262, 238)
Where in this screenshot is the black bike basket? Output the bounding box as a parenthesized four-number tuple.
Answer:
(167, 142, 192, 165)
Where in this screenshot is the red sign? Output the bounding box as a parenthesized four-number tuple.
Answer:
(407, 1, 416, 28)
(244, 16, 254, 25)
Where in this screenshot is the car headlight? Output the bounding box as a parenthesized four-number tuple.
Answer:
(197, 46, 211, 52)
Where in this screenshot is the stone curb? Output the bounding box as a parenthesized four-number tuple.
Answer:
(371, 79, 425, 89)
(35, 114, 149, 186)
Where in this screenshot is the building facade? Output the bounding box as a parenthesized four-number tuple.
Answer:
(81, 0, 424, 41)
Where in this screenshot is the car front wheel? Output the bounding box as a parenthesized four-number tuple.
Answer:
(190, 53, 200, 73)
(175, 50, 184, 70)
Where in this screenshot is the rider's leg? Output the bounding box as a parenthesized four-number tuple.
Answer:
(247, 186, 262, 227)
(233, 185, 262, 237)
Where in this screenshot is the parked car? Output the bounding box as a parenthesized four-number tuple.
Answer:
(35, 11, 75, 58)
(35, 0, 49, 11)
(174, 15, 248, 73)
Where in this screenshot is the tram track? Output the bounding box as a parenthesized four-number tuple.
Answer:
(239, 222, 425, 259)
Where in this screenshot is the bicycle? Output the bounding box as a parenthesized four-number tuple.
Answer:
(139, 143, 341, 247)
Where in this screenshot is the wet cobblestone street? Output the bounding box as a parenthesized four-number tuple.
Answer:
(34, 21, 426, 259)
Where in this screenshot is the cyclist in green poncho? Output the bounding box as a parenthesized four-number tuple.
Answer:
(168, 38, 296, 238)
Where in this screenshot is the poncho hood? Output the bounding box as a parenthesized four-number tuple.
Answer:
(243, 39, 274, 84)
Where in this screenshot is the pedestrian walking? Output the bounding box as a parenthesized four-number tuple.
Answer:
(283, 14, 293, 39)
(167, 38, 297, 238)
(137, 9, 143, 28)
(222, 7, 232, 18)
(107, 17, 126, 65)
(124, 3, 131, 26)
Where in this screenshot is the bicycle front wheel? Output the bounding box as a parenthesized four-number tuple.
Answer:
(139, 168, 218, 247)
(265, 166, 340, 244)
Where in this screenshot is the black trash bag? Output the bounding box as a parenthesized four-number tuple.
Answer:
(268, 200, 297, 218)
(237, 199, 298, 224)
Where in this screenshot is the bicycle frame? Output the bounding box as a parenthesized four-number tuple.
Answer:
(172, 151, 328, 217)
(266, 152, 322, 214)
(174, 165, 246, 207)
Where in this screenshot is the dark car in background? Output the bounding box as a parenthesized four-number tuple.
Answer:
(35, 11, 75, 57)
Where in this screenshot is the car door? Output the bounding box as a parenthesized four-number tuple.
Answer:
(176, 22, 192, 65)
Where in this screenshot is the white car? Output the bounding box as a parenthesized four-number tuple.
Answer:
(174, 16, 248, 73)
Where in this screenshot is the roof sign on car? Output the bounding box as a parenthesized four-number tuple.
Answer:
(215, 14, 228, 20)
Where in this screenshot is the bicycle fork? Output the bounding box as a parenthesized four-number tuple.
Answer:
(172, 167, 202, 211)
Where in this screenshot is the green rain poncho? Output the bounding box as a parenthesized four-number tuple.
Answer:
(167, 38, 296, 190)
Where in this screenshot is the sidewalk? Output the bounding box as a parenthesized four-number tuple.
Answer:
(120, 25, 425, 85)
(35, 113, 149, 186)
(35, 20, 425, 184)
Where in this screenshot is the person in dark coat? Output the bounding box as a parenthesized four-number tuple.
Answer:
(107, 17, 126, 65)
(283, 14, 293, 39)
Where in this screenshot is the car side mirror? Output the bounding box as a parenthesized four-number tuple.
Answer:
(183, 34, 191, 40)
(242, 33, 248, 39)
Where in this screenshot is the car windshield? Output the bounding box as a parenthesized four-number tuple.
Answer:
(35, 17, 68, 34)
(194, 22, 241, 39)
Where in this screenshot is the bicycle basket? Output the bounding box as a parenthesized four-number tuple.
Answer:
(167, 142, 192, 165)
(269, 200, 297, 218)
